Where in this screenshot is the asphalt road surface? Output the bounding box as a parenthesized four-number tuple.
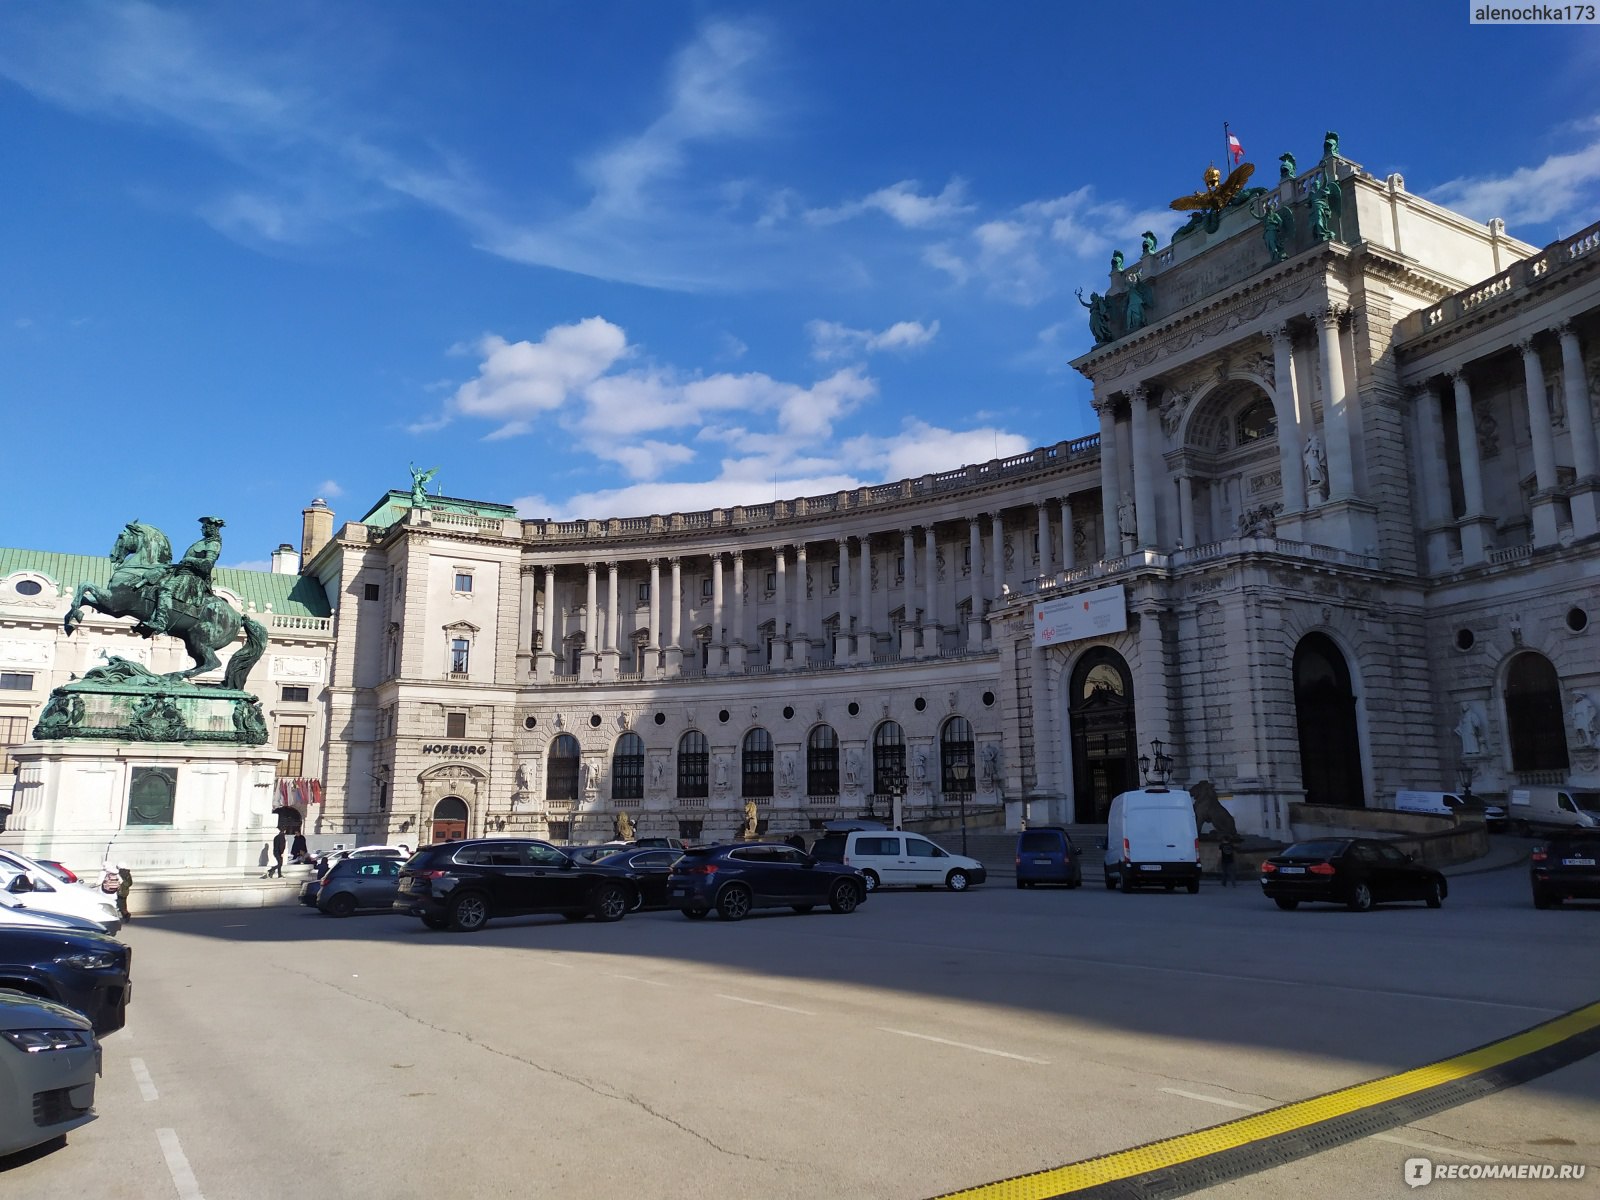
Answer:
(4, 866, 1596, 1200)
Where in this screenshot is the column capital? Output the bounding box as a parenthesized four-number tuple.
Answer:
(1130, 382, 1152, 404)
(1269, 324, 1294, 347)
(1091, 397, 1117, 418)
(586, 561, 598, 575)
(1445, 366, 1469, 386)
(1515, 336, 1540, 358)
(1313, 303, 1347, 326)
(731, 549, 744, 564)
(1553, 319, 1577, 339)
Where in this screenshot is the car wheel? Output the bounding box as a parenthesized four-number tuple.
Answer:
(717, 884, 753, 921)
(1186, 879, 1200, 895)
(829, 880, 862, 914)
(1119, 872, 1134, 894)
(319, 893, 356, 917)
(591, 883, 629, 922)
(1346, 882, 1374, 913)
(1532, 889, 1560, 909)
(448, 892, 490, 932)
(1103, 871, 1117, 891)
(791, 904, 815, 914)
(1425, 880, 1444, 909)
(681, 906, 709, 920)
(862, 870, 881, 893)
(1163, 883, 1174, 893)
(946, 870, 970, 892)
(1273, 897, 1299, 910)
(420, 914, 449, 930)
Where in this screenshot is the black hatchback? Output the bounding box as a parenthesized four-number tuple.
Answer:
(667, 843, 867, 921)
(1259, 838, 1447, 912)
(394, 839, 641, 931)
(1531, 831, 1600, 908)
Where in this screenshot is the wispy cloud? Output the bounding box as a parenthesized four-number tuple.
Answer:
(1430, 126, 1600, 230)
(806, 179, 976, 229)
(314, 479, 344, 499)
(807, 318, 940, 361)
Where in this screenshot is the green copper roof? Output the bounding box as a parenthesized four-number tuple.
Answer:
(0, 546, 332, 619)
(359, 490, 518, 529)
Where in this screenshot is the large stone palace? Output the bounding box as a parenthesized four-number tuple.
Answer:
(4, 139, 1598, 861)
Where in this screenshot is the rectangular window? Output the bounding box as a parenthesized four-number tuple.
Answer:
(281, 686, 310, 703)
(276, 725, 306, 778)
(363, 583, 381, 601)
(896, 555, 905, 579)
(0, 673, 33, 691)
(454, 572, 473, 593)
(961, 547, 970, 567)
(446, 712, 467, 739)
(830, 565, 840, 586)
(637, 582, 650, 604)
(450, 638, 470, 674)
(701, 577, 713, 598)
(1, 715, 28, 774)
(677, 819, 703, 842)
(548, 820, 571, 843)
(765, 571, 776, 592)
(612, 748, 644, 801)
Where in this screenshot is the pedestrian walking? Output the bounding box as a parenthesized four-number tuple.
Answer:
(1218, 836, 1238, 888)
(115, 864, 134, 921)
(266, 830, 286, 878)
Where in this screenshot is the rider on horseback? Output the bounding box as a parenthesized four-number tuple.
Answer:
(145, 516, 224, 635)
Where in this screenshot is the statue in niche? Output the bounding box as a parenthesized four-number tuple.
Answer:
(1238, 505, 1279, 537)
(714, 755, 730, 790)
(912, 749, 929, 784)
(651, 756, 666, 788)
(1475, 404, 1500, 458)
(515, 762, 531, 793)
(780, 753, 797, 791)
(1140, 230, 1158, 256)
(1573, 693, 1597, 750)
(1279, 152, 1297, 180)
(1454, 703, 1487, 757)
(1076, 288, 1113, 345)
(981, 743, 1000, 787)
(1303, 434, 1327, 493)
(1116, 493, 1137, 542)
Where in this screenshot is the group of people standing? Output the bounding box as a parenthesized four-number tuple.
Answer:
(263, 829, 311, 878)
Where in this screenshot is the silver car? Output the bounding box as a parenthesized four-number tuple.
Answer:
(0, 990, 101, 1156)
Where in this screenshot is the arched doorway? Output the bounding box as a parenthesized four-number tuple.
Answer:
(432, 796, 468, 843)
(1504, 652, 1570, 773)
(1068, 648, 1137, 822)
(1293, 634, 1364, 807)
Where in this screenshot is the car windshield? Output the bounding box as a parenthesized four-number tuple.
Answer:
(1280, 840, 1348, 859)
(1018, 832, 1064, 853)
(1571, 792, 1600, 814)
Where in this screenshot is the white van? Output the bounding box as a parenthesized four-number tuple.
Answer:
(1394, 791, 1466, 817)
(1103, 787, 1201, 894)
(1508, 787, 1600, 833)
(836, 831, 987, 892)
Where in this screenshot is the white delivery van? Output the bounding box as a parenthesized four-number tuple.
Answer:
(1394, 791, 1466, 817)
(1103, 787, 1201, 894)
(1507, 787, 1600, 833)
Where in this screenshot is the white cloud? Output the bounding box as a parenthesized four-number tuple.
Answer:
(839, 419, 1032, 481)
(807, 318, 940, 361)
(806, 179, 975, 229)
(1430, 133, 1600, 229)
(448, 318, 631, 437)
(314, 479, 344, 499)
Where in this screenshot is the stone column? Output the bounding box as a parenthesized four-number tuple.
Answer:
(1272, 326, 1308, 514)
(967, 517, 983, 650)
(600, 561, 620, 679)
(1036, 502, 1051, 576)
(835, 538, 853, 664)
(1096, 399, 1121, 552)
(1129, 386, 1157, 549)
(538, 565, 558, 680)
(1058, 498, 1075, 570)
(904, 528, 921, 657)
(792, 544, 809, 666)
(517, 564, 535, 681)
(1133, 604, 1173, 766)
(990, 512, 1004, 602)
(729, 550, 747, 671)
(664, 557, 683, 674)
(1449, 370, 1490, 565)
(1177, 474, 1195, 548)
(922, 524, 938, 649)
(773, 546, 788, 668)
(1412, 384, 1454, 573)
(1520, 338, 1560, 546)
(1316, 308, 1356, 500)
(858, 536, 872, 662)
(1557, 322, 1600, 537)
(647, 559, 662, 677)
(710, 552, 725, 670)
(583, 562, 599, 674)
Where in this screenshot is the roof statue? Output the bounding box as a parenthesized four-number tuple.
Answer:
(408, 462, 439, 507)
(1169, 161, 1256, 214)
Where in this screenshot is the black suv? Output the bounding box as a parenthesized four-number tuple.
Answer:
(395, 839, 641, 931)
(1531, 831, 1600, 908)
(667, 843, 868, 920)
(0, 925, 132, 1034)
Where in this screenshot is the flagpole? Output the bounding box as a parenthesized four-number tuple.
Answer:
(1223, 121, 1230, 171)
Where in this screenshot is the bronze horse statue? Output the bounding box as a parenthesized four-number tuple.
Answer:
(64, 521, 267, 690)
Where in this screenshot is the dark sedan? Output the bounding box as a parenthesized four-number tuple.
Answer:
(1260, 838, 1447, 912)
(394, 839, 640, 931)
(1531, 831, 1600, 908)
(667, 843, 867, 921)
(0, 924, 132, 1035)
(591, 848, 683, 910)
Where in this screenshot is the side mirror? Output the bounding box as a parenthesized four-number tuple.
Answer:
(7, 875, 33, 894)
(802, 855, 817, 868)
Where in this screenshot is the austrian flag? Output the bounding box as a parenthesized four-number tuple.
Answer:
(1228, 132, 1244, 163)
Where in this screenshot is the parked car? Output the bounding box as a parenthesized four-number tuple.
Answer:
(0, 990, 101, 1157)
(0, 897, 113, 936)
(35, 860, 79, 885)
(315, 856, 402, 917)
(313, 845, 408, 876)
(1530, 831, 1600, 908)
(0, 923, 133, 1035)
(1259, 838, 1447, 912)
(812, 830, 985, 892)
(560, 842, 632, 865)
(667, 843, 867, 920)
(590, 848, 683, 910)
(1103, 788, 1202, 894)
(633, 837, 688, 851)
(0, 867, 121, 935)
(394, 839, 640, 931)
(1014, 827, 1083, 889)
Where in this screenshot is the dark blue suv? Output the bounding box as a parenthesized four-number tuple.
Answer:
(668, 843, 867, 921)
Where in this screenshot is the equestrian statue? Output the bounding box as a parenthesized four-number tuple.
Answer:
(64, 517, 267, 691)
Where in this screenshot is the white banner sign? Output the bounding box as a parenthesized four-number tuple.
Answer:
(1033, 584, 1128, 647)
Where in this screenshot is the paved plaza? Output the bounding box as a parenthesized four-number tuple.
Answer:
(3, 865, 1596, 1200)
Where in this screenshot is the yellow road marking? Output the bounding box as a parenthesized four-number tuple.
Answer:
(934, 1000, 1600, 1199)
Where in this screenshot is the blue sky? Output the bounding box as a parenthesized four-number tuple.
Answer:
(4, 2, 1598, 569)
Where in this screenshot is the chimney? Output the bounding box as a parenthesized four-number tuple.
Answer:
(270, 543, 300, 574)
(301, 498, 334, 565)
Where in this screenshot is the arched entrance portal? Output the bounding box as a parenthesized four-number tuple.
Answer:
(1504, 652, 1570, 773)
(432, 796, 468, 843)
(1068, 648, 1137, 823)
(1293, 634, 1364, 808)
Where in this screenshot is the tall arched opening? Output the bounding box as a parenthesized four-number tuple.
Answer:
(1068, 647, 1137, 823)
(432, 796, 468, 843)
(1504, 652, 1570, 775)
(1293, 633, 1364, 808)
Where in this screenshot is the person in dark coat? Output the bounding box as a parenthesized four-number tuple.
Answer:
(115, 865, 134, 921)
(785, 833, 807, 851)
(290, 830, 310, 865)
(266, 830, 286, 878)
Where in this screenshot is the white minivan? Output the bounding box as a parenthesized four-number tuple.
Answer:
(1103, 787, 1202, 894)
(837, 831, 988, 892)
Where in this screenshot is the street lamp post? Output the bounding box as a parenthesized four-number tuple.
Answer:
(952, 759, 971, 855)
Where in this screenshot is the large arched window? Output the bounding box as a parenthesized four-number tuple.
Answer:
(742, 728, 773, 798)
(940, 717, 975, 794)
(808, 725, 839, 796)
(611, 732, 644, 801)
(546, 734, 580, 801)
(873, 721, 906, 794)
(677, 731, 708, 799)
(1504, 652, 1570, 773)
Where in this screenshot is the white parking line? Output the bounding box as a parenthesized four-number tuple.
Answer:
(606, 973, 670, 987)
(157, 1128, 205, 1200)
(130, 1057, 159, 1101)
(716, 993, 815, 1015)
(1160, 1086, 1499, 1162)
(878, 1027, 1050, 1064)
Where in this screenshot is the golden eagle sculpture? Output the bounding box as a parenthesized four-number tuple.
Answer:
(1169, 162, 1255, 213)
